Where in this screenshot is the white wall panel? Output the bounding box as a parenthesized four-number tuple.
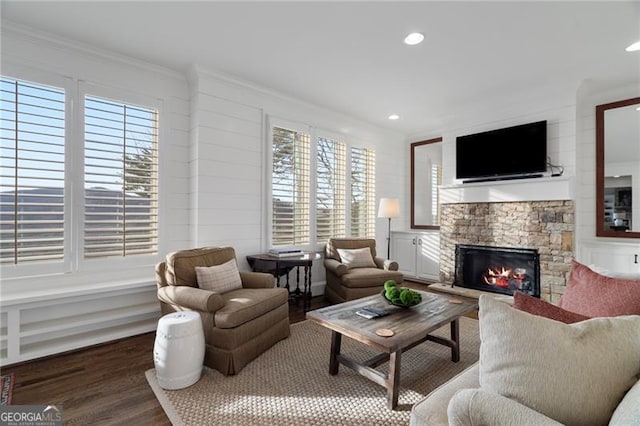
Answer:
(195, 176, 262, 195)
(197, 224, 263, 241)
(198, 93, 262, 122)
(198, 159, 262, 181)
(196, 193, 261, 210)
(164, 176, 191, 196)
(195, 127, 261, 152)
(197, 144, 262, 166)
(198, 110, 262, 138)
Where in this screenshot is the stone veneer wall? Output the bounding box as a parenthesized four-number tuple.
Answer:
(440, 200, 575, 303)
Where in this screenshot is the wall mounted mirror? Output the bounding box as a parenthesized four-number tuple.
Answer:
(411, 137, 442, 229)
(596, 96, 640, 238)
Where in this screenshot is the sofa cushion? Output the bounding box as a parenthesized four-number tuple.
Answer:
(478, 294, 640, 426)
(558, 260, 640, 317)
(340, 267, 404, 288)
(409, 363, 480, 426)
(512, 291, 590, 323)
(196, 258, 243, 293)
(215, 287, 289, 329)
(609, 379, 640, 425)
(447, 388, 563, 426)
(337, 247, 376, 269)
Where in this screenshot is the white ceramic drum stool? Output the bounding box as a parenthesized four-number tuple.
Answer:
(154, 311, 205, 390)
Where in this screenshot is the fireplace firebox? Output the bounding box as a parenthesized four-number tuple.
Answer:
(454, 244, 540, 298)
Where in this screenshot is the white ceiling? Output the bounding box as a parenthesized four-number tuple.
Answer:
(2, 1, 639, 135)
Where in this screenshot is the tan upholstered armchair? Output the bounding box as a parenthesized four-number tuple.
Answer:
(155, 247, 290, 376)
(324, 238, 403, 304)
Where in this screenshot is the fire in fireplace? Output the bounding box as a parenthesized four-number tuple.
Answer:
(454, 244, 540, 297)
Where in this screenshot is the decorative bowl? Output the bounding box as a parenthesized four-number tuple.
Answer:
(381, 290, 419, 308)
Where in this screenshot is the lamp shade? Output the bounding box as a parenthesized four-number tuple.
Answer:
(378, 198, 400, 218)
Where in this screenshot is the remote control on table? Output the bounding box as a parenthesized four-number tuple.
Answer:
(355, 307, 390, 319)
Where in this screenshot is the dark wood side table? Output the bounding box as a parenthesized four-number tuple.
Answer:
(246, 252, 322, 311)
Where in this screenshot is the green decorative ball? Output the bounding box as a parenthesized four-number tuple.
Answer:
(384, 280, 397, 291)
(385, 287, 400, 300)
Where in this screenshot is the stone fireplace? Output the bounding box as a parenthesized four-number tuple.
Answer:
(439, 200, 575, 303)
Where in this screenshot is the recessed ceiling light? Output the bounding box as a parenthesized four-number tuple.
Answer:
(388, 114, 400, 120)
(404, 32, 424, 46)
(625, 40, 640, 52)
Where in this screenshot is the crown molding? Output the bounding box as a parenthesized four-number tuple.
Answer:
(192, 63, 316, 109)
(1, 20, 186, 82)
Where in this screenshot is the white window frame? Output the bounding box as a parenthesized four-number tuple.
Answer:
(266, 116, 313, 251)
(77, 81, 164, 272)
(314, 128, 348, 250)
(0, 67, 74, 279)
(349, 145, 376, 239)
(0, 63, 165, 280)
(266, 115, 376, 251)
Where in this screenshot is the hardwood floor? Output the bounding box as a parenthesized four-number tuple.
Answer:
(1, 282, 430, 425)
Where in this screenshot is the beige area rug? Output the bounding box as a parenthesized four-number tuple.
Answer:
(146, 317, 480, 425)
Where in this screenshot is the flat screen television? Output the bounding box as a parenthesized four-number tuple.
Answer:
(456, 120, 547, 182)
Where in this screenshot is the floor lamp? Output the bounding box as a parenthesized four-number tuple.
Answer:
(377, 198, 400, 259)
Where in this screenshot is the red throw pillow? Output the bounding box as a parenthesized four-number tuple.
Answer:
(558, 260, 640, 317)
(513, 291, 590, 323)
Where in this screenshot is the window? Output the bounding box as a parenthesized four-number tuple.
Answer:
(84, 95, 158, 258)
(269, 119, 375, 248)
(0, 77, 66, 265)
(316, 137, 346, 241)
(350, 147, 376, 238)
(431, 163, 442, 225)
(271, 126, 310, 246)
(0, 73, 161, 274)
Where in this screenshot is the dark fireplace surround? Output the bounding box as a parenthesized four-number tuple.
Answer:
(454, 244, 541, 298)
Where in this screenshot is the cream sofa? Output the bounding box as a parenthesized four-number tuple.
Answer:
(410, 362, 640, 426)
(410, 294, 640, 426)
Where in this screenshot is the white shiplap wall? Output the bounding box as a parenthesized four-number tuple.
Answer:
(189, 73, 265, 259)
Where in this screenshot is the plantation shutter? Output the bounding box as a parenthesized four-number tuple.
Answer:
(0, 77, 66, 264)
(431, 163, 442, 224)
(84, 95, 158, 258)
(271, 126, 310, 246)
(316, 137, 346, 241)
(350, 147, 376, 238)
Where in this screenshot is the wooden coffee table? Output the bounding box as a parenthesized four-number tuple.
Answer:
(305, 290, 478, 410)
